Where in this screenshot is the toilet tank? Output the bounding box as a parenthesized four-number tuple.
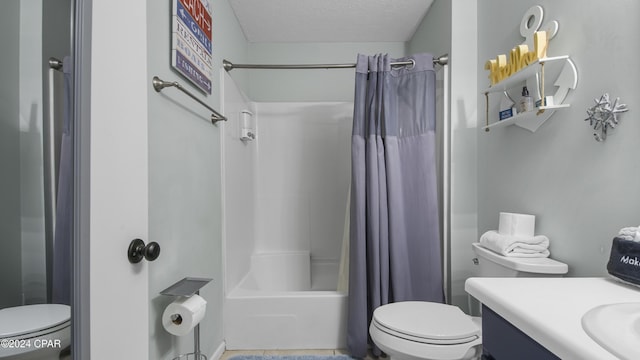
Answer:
(472, 243, 568, 277)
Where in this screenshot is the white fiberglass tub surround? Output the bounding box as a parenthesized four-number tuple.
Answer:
(225, 252, 347, 349)
(222, 73, 351, 349)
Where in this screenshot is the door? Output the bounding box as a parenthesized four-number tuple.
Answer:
(82, 1, 150, 358)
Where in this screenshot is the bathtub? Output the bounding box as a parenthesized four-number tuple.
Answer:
(224, 252, 348, 350)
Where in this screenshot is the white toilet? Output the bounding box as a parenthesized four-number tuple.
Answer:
(369, 243, 568, 360)
(0, 304, 71, 360)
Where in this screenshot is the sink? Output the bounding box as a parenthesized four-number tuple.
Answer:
(582, 302, 640, 360)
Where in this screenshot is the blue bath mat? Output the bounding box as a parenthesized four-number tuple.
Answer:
(229, 356, 355, 360)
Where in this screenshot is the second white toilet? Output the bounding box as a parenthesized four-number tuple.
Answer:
(0, 304, 70, 360)
(369, 243, 568, 360)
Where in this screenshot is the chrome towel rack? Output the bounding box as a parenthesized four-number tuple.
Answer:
(152, 76, 227, 124)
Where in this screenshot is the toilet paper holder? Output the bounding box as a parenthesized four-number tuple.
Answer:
(161, 277, 213, 360)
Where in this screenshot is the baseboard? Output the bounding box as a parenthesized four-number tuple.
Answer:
(209, 341, 226, 360)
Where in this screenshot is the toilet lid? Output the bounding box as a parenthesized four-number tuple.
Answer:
(372, 301, 480, 343)
(0, 304, 70, 338)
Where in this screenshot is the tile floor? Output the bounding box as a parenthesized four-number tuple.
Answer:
(221, 349, 379, 360)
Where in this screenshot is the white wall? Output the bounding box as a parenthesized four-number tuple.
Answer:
(477, 1, 640, 276)
(253, 102, 353, 261)
(221, 71, 256, 293)
(408, 0, 451, 58)
(221, 93, 353, 293)
(89, 0, 149, 357)
(448, 0, 478, 314)
(146, 0, 248, 358)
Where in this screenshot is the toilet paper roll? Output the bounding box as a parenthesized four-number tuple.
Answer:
(498, 212, 535, 238)
(162, 295, 207, 336)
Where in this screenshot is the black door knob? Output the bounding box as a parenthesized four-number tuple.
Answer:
(128, 238, 161, 263)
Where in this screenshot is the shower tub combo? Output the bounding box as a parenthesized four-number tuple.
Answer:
(224, 252, 347, 349)
(222, 71, 352, 349)
(222, 55, 448, 351)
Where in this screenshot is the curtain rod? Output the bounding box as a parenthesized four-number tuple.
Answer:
(49, 57, 64, 71)
(223, 54, 448, 72)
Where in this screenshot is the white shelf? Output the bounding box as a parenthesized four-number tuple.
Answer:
(482, 54, 577, 133)
(483, 55, 569, 93)
(483, 104, 570, 132)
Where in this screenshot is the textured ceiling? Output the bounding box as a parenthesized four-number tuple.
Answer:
(229, 0, 434, 42)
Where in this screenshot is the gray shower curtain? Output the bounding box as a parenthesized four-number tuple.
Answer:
(347, 53, 443, 357)
(52, 57, 73, 305)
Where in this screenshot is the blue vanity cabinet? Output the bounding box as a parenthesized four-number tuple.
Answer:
(481, 305, 560, 360)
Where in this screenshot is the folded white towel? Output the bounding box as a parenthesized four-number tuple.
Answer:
(618, 226, 640, 242)
(479, 230, 550, 258)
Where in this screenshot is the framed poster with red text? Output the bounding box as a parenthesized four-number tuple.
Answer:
(172, 0, 213, 94)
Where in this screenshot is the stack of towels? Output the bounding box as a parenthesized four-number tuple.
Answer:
(617, 226, 640, 242)
(479, 212, 550, 258)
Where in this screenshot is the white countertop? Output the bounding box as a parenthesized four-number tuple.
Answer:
(465, 277, 640, 360)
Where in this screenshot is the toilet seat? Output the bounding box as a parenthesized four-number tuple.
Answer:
(0, 304, 70, 339)
(370, 302, 482, 360)
(372, 301, 480, 345)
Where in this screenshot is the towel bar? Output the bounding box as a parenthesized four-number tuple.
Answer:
(152, 76, 227, 124)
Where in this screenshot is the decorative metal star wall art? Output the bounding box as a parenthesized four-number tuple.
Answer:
(585, 93, 629, 142)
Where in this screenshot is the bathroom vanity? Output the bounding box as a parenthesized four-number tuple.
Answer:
(465, 277, 640, 360)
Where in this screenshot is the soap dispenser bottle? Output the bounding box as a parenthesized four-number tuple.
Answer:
(519, 86, 533, 113)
